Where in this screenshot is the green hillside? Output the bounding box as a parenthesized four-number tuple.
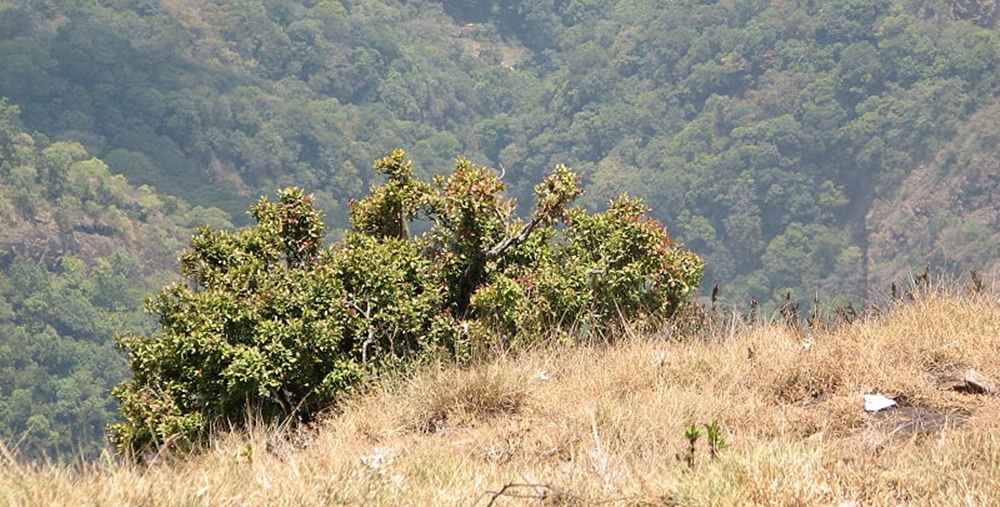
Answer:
(3, 0, 999, 301)
(2, 0, 1000, 457)
(0, 101, 232, 458)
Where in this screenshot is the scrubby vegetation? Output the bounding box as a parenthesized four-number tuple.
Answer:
(110, 149, 703, 457)
(4, 281, 1000, 505)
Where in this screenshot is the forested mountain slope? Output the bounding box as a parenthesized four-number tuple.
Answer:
(2, 0, 1000, 456)
(3, 0, 999, 302)
(867, 101, 1000, 288)
(0, 101, 231, 458)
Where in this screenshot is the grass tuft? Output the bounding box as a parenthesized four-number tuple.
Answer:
(402, 364, 530, 433)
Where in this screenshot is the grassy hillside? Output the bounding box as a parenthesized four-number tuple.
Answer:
(4, 284, 999, 505)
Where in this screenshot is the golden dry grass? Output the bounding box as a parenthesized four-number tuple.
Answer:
(5, 290, 1000, 506)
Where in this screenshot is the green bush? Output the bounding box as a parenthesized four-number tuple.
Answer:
(110, 150, 704, 457)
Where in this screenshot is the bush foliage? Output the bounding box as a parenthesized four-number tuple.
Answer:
(110, 150, 704, 457)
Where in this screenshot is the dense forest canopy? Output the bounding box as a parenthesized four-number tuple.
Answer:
(0, 99, 233, 458)
(1, 0, 999, 457)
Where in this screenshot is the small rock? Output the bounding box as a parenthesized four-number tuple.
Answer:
(938, 367, 997, 395)
(863, 394, 897, 412)
(962, 370, 996, 395)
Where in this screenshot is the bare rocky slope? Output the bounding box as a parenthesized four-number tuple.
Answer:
(866, 101, 1000, 289)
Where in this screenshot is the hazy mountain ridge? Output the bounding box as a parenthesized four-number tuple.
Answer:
(2, 0, 998, 303)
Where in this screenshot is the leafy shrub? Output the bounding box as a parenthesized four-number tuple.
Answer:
(111, 150, 703, 457)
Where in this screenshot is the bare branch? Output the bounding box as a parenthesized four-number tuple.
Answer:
(482, 212, 548, 260)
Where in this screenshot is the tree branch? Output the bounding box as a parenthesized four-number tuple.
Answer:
(482, 211, 549, 260)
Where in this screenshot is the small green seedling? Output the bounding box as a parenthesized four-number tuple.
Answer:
(683, 424, 702, 469)
(704, 419, 727, 459)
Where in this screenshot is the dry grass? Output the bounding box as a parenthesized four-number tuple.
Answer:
(5, 289, 1000, 506)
